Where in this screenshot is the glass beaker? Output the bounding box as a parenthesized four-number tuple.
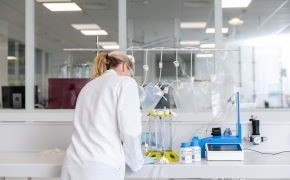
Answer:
(147, 115, 162, 152)
(160, 115, 172, 151)
(145, 110, 179, 163)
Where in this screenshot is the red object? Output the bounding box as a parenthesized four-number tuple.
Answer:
(48, 78, 91, 109)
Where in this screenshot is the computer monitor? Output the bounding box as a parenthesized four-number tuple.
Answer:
(2, 86, 25, 109)
(1, 86, 39, 109)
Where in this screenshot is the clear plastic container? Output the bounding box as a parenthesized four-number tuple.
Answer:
(139, 83, 164, 111)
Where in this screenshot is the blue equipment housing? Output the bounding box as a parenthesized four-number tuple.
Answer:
(196, 92, 242, 158)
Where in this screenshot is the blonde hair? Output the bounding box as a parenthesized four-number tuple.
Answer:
(92, 51, 133, 78)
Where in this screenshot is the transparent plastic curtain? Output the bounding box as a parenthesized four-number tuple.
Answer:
(172, 79, 195, 113)
(171, 49, 236, 122)
(138, 48, 236, 120)
(171, 50, 212, 113)
(171, 80, 212, 113)
(210, 49, 236, 122)
(211, 73, 235, 121)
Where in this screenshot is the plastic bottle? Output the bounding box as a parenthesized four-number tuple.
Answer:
(191, 136, 201, 162)
(179, 142, 192, 163)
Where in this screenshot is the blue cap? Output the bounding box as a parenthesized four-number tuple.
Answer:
(192, 136, 199, 141)
(180, 142, 190, 148)
(190, 138, 200, 147)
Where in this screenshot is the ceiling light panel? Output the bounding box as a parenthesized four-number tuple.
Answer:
(37, 0, 71, 2)
(196, 54, 214, 58)
(43, 3, 82, 12)
(222, 0, 252, 8)
(71, 24, 100, 30)
(180, 40, 200, 46)
(205, 28, 229, 34)
(200, 44, 215, 48)
(180, 22, 207, 29)
(81, 30, 108, 36)
(7, 56, 17, 60)
(101, 45, 120, 50)
(98, 41, 118, 46)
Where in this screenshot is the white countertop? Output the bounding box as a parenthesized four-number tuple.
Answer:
(127, 152, 290, 179)
(0, 151, 290, 179)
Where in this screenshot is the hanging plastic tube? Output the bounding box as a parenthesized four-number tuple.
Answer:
(190, 49, 194, 82)
(131, 49, 136, 71)
(142, 49, 149, 86)
(173, 50, 179, 83)
(158, 49, 163, 83)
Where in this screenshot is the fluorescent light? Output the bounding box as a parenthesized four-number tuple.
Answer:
(180, 22, 207, 29)
(180, 40, 200, 46)
(205, 28, 229, 34)
(43, 2, 82, 11)
(228, 17, 244, 26)
(196, 54, 214, 58)
(222, 0, 252, 8)
(37, 0, 71, 2)
(7, 56, 17, 60)
(98, 41, 118, 46)
(81, 30, 108, 36)
(200, 44, 215, 48)
(98, 41, 119, 49)
(71, 24, 100, 30)
(102, 45, 120, 50)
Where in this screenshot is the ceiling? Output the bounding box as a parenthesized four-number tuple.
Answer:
(0, 0, 290, 51)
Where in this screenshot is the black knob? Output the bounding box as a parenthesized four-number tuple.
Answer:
(249, 118, 260, 136)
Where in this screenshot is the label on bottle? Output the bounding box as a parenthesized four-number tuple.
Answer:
(192, 147, 201, 161)
(180, 148, 192, 163)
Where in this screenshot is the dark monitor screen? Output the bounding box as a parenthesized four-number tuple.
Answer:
(2, 86, 25, 109)
(1, 86, 39, 109)
(207, 144, 242, 151)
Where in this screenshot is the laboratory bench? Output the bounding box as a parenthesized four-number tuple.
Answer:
(0, 151, 289, 179)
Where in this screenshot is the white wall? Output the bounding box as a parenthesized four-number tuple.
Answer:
(0, 111, 290, 153)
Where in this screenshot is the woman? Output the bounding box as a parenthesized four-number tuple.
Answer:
(61, 51, 144, 180)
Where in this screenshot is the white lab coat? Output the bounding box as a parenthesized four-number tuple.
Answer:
(61, 69, 144, 180)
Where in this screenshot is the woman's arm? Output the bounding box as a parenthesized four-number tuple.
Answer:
(117, 78, 144, 171)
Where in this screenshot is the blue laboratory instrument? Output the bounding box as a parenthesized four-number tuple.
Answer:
(196, 92, 242, 158)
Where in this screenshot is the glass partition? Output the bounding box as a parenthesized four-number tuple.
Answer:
(127, 0, 215, 82)
(223, 0, 290, 108)
(2, 0, 287, 110)
(35, 0, 118, 109)
(0, 0, 25, 109)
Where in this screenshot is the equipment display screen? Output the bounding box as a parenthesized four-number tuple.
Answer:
(207, 144, 242, 151)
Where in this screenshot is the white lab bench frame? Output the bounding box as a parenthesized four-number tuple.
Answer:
(0, 152, 290, 179)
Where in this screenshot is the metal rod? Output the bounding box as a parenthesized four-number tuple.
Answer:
(96, 36, 99, 49)
(238, 47, 242, 87)
(63, 48, 239, 52)
(252, 47, 256, 103)
(118, 0, 127, 49)
(276, 22, 290, 34)
(214, 0, 223, 48)
(96, 36, 99, 55)
(25, 0, 35, 110)
(190, 50, 193, 78)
